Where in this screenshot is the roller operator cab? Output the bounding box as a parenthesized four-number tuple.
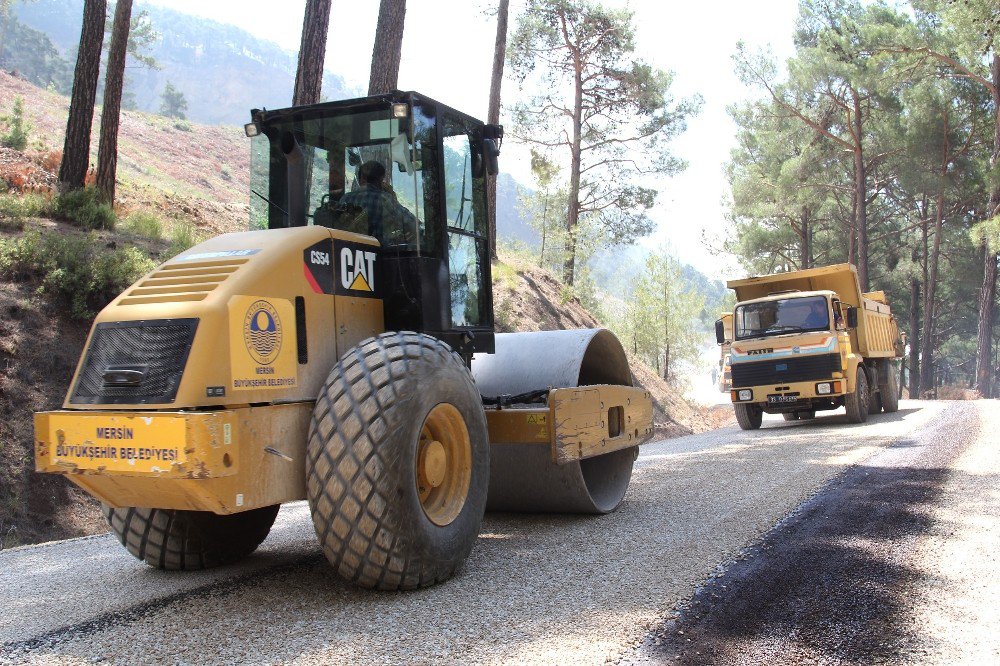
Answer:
(33, 92, 655, 590)
(718, 263, 904, 430)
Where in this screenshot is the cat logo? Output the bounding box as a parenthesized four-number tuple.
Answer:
(334, 239, 378, 298)
(747, 348, 773, 355)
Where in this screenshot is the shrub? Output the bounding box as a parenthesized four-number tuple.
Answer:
(0, 192, 53, 230)
(1, 97, 30, 151)
(0, 230, 155, 319)
(166, 221, 199, 257)
(122, 210, 163, 240)
(54, 187, 116, 230)
(173, 119, 193, 132)
(220, 164, 232, 181)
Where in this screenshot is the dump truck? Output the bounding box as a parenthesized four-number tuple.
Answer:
(716, 263, 903, 430)
(33, 91, 654, 590)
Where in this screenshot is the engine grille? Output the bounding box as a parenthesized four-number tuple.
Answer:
(730, 352, 841, 387)
(70, 319, 198, 405)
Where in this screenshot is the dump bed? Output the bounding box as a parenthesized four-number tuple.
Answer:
(727, 263, 901, 359)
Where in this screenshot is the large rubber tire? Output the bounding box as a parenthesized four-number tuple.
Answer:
(782, 412, 799, 422)
(734, 403, 763, 430)
(104, 504, 279, 570)
(879, 363, 899, 413)
(306, 332, 489, 590)
(799, 410, 816, 420)
(844, 366, 870, 424)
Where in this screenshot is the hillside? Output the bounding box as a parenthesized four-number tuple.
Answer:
(7, 0, 355, 125)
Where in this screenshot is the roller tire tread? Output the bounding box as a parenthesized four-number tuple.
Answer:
(104, 504, 279, 571)
(306, 331, 485, 591)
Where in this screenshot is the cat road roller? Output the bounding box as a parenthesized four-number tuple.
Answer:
(34, 91, 654, 590)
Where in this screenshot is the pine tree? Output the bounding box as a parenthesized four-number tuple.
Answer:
(293, 0, 332, 106)
(159, 81, 187, 119)
(96, 0, 133, 204)
(368, 0, 406, 95)
(59, 0, 107, 191)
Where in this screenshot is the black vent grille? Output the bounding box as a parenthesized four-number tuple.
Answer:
(731, 353, 841, 388)
(70, 319, 198, 405)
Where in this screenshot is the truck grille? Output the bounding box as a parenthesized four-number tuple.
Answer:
(69, 319, 198, 405)
(730, 353, 841, 387)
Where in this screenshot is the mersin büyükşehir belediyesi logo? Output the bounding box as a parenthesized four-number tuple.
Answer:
(243, 300, 282, 365)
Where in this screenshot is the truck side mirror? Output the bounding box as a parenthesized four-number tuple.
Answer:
(715, 319, 726, 345)
(846, 306, 858, 329)
(483, 138, 500, 176)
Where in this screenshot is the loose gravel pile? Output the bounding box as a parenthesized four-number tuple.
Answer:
(0, 402, 949, 665)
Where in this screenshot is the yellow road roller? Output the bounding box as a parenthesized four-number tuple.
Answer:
(34, 92, 654, 589)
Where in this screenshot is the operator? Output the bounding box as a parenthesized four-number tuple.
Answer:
(334, 160, 416, 245)
(804, 300, 829, 328)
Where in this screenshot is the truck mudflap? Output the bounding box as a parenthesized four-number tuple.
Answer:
(34, 404, 311, 514)
(484, 384, 654, 464)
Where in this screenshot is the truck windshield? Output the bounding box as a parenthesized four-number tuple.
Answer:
(735, 295, 830, 340)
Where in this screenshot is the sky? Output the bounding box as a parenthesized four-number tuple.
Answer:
(148, 0, 801, 279)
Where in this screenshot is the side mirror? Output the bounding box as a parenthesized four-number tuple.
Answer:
(715, 319, 726, 345)
(846, 306, 858, 329)
(483, 138, 500, 176)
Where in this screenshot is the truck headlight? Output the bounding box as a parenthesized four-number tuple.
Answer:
(816, 382, 832, 395)
(738, 389, 752, 401)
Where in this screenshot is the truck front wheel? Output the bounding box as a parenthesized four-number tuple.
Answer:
(844, 367, 870, 424)
(734, 403, 763, 430)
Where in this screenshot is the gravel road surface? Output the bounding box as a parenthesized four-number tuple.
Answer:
(627, 400, 998, 665)
(0, 400, 970, 665)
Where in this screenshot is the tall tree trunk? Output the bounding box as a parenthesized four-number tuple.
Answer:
(909, 277, 920, 398)
(368, 0, 406, 95)
(564, 41, 583, 286)
(486, 0, 509, 263)
(975, 54, 1000, 398)
(95, 0, 132, 204)
(799, 208, 811, 268)
(293, 0, 332, 106)
(920, 119, 949, 397)
(919, 198, 945, 396)
(59, 0, 107, 191)
(852, 93, 869, 291)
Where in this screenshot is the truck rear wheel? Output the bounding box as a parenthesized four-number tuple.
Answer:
(104, 504, 279, 570)
(782, 412, 799, 422)
(735, 403, 763, 430)
(844, 367, 870, 424)
(879, 363, 899, 413)
(306, 332, 489, 591)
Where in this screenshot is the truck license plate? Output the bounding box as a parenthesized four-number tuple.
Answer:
(767, 395, 797, 404)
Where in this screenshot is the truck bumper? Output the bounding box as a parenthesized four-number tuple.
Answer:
(34, 403, 312, 514)
(730, 378, 845, 410)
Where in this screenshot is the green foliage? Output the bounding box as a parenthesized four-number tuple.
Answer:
(0, 192, 53, 230)
(604, 247, 705, 381)
(508, 0, 701, 283)
(122, 210, 163, 240)
(971, 215, 1000, 253)
(173, 119, 193, 132)
(0, 230, 155, 319)
(1, 96, 30, 151)
(726, 0, 995, 390)
(0, 11, 72, 93)
(166, 221, 199, 257)
(54, 187, 117, 230)
(159, 81, 188, 120)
